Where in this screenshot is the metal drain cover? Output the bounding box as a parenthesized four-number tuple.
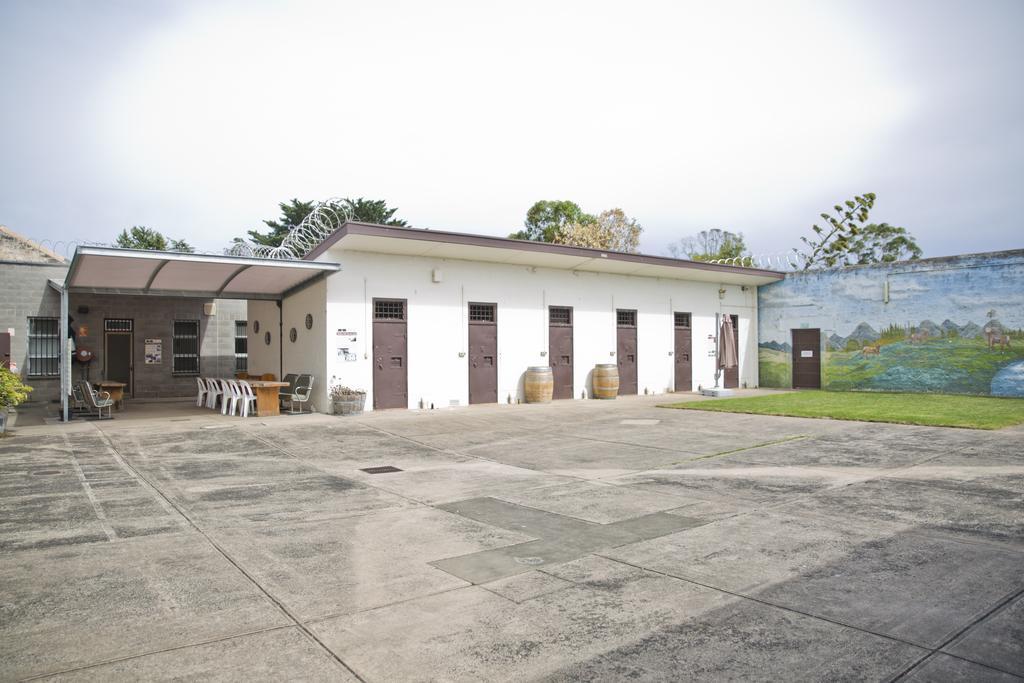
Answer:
(360, 466, 403, 474)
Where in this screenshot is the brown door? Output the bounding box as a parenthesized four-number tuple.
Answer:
(0, 332, 10, 370)
(372, 299, 408, 410)
(548, 306, 573, 399)
(616, 309, 638, 395)
(791, 328, 822, 389)
(468, 303, 498, 404)
(105, 332, 133, 394)
(723, 314, 740, 389)
(674, 312, 692, 391)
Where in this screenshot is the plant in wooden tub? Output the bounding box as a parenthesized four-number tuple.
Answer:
(0, 368, 33, 434)
(329, 381, 366, 416)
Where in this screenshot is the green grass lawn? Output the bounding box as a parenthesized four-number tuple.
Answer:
(661, 391, 1024, 429)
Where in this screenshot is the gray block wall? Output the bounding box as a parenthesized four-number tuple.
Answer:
(0, 261, 67, 402)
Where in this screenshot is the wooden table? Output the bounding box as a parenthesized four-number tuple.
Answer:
(247, 381, 290, 417)
(94, 381, 127, 410)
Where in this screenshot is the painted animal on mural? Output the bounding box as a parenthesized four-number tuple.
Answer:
(987, 330, 1012, 351)
(861, 345, 880, 355)
(908, 330, 929, 344)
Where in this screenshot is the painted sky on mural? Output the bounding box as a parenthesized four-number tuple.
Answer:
(759, 254, 1024, 342)
(1, 0, 1022, 259)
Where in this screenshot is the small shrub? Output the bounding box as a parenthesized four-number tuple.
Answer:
(0, 368, 33, 409)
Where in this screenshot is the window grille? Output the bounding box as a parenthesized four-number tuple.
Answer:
(172, 320, 200, 375)
(549, 307, 572, 326)
(27, 317, 60, 377)
(674, 312, 691, 328)
(616, 309, 637, 327)
(374, 300, 405, 321)
(104, 319, 133, 332)
(468, 303, 496, 323)
(234, 320, 248, 372)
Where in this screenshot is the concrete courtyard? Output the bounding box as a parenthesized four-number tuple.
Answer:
(1, 394, 1022, 681)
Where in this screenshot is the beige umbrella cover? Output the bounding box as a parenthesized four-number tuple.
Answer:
(718, 315, 738, 369)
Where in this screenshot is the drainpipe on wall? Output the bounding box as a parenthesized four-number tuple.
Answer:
(60, 285, 69, 423)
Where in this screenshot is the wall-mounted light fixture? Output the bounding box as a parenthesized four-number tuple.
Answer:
(883, 280, 890, 304)
(718, 287, 726, 299)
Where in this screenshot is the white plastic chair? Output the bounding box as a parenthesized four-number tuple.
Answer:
(204, 378, 222, 409)
(195, 377, 209, 407)
(239, 381, 257, 417)
(222, 380, 241, 416)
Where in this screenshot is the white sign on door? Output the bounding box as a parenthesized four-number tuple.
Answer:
(800, 350, 814, 358)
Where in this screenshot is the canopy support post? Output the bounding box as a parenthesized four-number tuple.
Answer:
(60, 285, 69, 423)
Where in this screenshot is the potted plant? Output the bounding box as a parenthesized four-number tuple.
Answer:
(0, 368, 33, 434)
(330, 381, 366, 416)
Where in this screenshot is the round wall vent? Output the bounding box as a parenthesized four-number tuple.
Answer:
(289, 327, 297, 343)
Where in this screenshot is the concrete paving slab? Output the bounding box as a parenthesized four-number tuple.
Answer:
(312, 561, 735, 681)
(42, 628, 357, 682)
(493, 480, 689, 523)
(944, 593, 1024, 676)
(482, 570, 574, 603)
(0, 533, 288, 680)
(207, 506, 534, 620)
(902, 653, 1022, 682)
(782, 478, 1024, 548)
(538, 588, 925, 682)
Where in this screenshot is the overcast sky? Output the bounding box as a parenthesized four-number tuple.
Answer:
(1, 0, 1021, 262)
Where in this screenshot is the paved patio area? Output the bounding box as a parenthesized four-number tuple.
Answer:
(2, 395, 1022, 681)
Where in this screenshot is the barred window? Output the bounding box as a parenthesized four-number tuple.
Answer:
(172, 320, 200, 375)
(104, 319, 133, 332)
(27, 317, 60, 377)
(234, 320, 248, 372)
(374, 299, 405, 321)
(549, 306, 572, 326)
(616, 309, 637, 327)
(468, 303, 496, 323)
(674, 312, 691, 328)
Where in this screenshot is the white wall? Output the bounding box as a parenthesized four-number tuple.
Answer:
(246, 299, 279, 377)
(281, 279, 328, 411)
(319, 248, 760, 411)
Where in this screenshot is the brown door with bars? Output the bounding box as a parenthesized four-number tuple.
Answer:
(468, 302, 498, 404)
(723, 314, 740, 388)
(791, 328, 822, 389)
(549, 306, 573, 399)
(0, 332, 10, 370)
(674, 312, 692, 392)
(616, 309, 638, 395)
(372, 299, 408, 410)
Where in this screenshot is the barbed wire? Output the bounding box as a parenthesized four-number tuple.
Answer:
(226, 198, 352, 259)
(707, 252, 807, 271)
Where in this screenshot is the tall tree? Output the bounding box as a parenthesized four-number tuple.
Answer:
(667, 229, 748, 262)
(510, 200, 594, 242)
(796, 193, 876, 269)
(848, 223, 922, 264)
(247, 197, 407, 247)
(115, 226, 193, 253)
(555, 208, 643, 253)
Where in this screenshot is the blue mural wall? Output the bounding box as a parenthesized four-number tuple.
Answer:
(757, 250, 1024, 396)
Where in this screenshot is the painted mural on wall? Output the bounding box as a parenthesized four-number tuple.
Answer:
(757, 250, 1024, 396)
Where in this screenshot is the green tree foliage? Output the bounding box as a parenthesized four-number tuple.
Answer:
(247, 198, 408, 247)
(796, 193, 876, 269)
(849, 223, 922, 264)
(667, 229, 748, 262)
(115, 226, 194, 253)
(509, 200, 595, 242)
(0, 367, 33, 408)
(796, 194, 923, 269)
(555, 208, 643, 253)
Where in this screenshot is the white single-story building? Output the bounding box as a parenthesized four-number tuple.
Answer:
(245, 222, 783, 412)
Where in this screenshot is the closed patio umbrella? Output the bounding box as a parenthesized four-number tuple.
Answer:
(718, 315, 738, 370)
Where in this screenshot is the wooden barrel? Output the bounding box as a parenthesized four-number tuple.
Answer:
(593, 364, 619, 399)
(524, 366, 554, 403)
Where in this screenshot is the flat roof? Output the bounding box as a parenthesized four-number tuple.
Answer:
(61, 246, 340, 300)
(305, 222, 784, 286)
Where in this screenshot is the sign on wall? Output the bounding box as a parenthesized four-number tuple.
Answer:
(144, 339, 162, 364)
